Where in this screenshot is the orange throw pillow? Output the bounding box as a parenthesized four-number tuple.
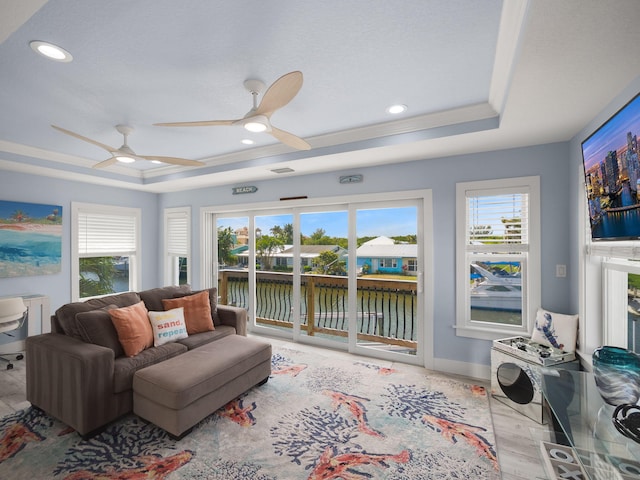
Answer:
(162, 290, 214, 334)
(108, 301, 153, 357)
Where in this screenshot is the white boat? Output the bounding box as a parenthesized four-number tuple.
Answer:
(470, 263, 522, 312)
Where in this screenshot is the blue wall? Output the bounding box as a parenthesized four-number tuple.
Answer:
(160, 141, 573, 366)
(0, 170, 159, 314)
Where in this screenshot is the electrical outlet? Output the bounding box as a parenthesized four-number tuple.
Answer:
(556, 264, 566, 278)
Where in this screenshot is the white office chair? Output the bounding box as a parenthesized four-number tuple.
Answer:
(0, 297, 27, 370)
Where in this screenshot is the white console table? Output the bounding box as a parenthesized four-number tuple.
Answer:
(0, 294, 50, 354)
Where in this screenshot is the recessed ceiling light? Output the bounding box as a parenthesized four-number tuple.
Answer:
(29, 41, 73, 62)
(150, 160, 164, 164)
(241, 139, 255, 145)
(386, 104, 407, 115)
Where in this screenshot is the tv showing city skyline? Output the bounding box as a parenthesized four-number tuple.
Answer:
(582, 92, 640, 241)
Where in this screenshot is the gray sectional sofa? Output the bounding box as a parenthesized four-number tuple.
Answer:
(25, 285, 271, 438)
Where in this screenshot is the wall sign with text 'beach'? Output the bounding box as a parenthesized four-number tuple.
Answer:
(232, 186, 258, 195)
(0, 200, 62, 278)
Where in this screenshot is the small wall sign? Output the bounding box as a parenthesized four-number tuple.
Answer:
(232, 186, 258, 195)
(339, 174, 363, 184)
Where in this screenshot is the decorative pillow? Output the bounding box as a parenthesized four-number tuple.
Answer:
(138, 284, 192, 312)
(531, 308, 579, 352)
(148, 307, 188, 347)
(108, 301, 153, 357)
(172, 287, 220, 326)
(162, 290, 214, 334)
(75, 305, 125, 357)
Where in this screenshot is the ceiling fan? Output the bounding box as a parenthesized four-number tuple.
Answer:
(51, 124, 206, 169)
(154, 70, 311, 151)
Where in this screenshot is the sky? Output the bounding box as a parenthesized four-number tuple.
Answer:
(217, 206, 418, 238)
(582, 92, 640, 170)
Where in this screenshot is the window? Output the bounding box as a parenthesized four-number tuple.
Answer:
(456, 176, 540, 340)
(72, 203, 141, 300)
(379, 258, 397, 268)
(165, 207, 190, 286)
(407, 259, 417, 272)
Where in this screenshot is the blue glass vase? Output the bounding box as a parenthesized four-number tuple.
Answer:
(592, 346, 640, 406)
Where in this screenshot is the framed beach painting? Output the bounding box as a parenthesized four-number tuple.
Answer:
(0, 200, 62, 278)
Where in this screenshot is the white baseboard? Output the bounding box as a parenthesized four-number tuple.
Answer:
(433, 357, 490, 381)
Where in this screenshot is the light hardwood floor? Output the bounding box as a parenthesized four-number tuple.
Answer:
(0, 340, 551, 479)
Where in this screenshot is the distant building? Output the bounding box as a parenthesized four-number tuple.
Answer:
(237, 244, 346, 270)
(356, 236, 417, 274)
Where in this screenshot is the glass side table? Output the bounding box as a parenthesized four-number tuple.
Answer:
(539, 367, 640, 479)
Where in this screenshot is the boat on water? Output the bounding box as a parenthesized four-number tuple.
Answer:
(470, 263, 522, 312)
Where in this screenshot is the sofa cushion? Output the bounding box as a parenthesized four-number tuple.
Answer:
(148, 307, 188, 347)
(172, 287, 220, 326)
(162, 290, 214, 334)
(176, 325, 236, 350)
(55, 292, 141, 340)
(139, 285, 192, 312)
(75, 305, 125, 357)
(113, 342, 187, 393)
(109, 301, 154, 357)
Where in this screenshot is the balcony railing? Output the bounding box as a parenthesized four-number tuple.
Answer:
(219, 270, 417, 351)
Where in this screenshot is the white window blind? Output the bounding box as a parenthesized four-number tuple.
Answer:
(589, 241, 640, 261)
(78, 212, 137, 256)
(167, 213, 188, 256)
(466, 190, 529, 252)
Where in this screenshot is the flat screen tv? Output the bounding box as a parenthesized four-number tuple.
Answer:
(582, 92, 640, 241)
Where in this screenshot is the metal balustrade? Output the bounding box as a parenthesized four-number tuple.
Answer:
(219, 270, 417, 351)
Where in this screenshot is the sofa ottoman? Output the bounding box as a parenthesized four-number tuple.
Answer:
(132, 335, 272, 438)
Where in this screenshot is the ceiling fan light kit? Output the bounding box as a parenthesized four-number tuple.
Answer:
(243, 117, 269, 133)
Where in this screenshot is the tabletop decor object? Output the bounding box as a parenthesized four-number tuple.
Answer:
(592, 346, 640, 406)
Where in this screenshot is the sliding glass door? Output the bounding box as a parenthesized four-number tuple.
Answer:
(298, 208, 349, 345)
(352, 203, 421, 361)
(207, 192, 429, 365)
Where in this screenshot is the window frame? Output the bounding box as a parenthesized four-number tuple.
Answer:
(379, 258, 397, 268)
(455, 176, 541, 340)
(601, 258, 640, 350)
(164, 206, 191, 286)
(71, 202, 142, 301)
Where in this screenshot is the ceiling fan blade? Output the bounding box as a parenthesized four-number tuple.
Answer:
(139, 155, 205, 167)
(154, 120, 236, 127)
(92, 157, 119, 169)
(51, 125, 116, 153)
(255, 71, 303, 117)
(270, 126, 311, 150)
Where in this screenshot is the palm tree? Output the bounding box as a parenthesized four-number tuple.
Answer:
(11, 209, 27, 222)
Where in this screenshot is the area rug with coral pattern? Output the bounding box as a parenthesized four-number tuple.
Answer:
(0, 344, 500, 479)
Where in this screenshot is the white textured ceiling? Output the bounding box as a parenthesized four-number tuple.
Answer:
(0, 0, 639, 192)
